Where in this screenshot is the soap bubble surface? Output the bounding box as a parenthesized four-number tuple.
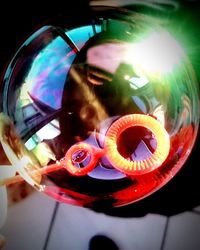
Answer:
(0, 6, 199, 208)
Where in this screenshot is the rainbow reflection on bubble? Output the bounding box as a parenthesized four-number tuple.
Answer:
(0, 6, 199, 208)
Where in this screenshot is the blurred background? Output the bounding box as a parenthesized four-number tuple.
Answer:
(0, 0, 200, 249)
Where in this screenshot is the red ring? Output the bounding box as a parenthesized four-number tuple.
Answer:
(62, 143, 99, 176)
(105, 114, 170, 175)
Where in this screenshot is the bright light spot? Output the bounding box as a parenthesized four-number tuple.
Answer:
(126, 31, 185, 76)
(124, 75, 130, 80)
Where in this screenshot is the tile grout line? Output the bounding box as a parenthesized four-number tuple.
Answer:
(160, 217, 169, 250)
(43, 201, 60, 250)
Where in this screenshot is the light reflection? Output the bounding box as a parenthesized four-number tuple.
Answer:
(126, 31, 185, 76)
(0, 7, 198, 208)
(24, 36, 76, 110)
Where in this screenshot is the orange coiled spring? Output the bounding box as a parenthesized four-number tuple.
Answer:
(105, 114, 170, 175)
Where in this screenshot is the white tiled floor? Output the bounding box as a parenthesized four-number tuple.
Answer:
(164, 212, 200, 250)
(47, 203, 166, 250)
(0, 192, 56, 250)
(1, 191, 200, 250)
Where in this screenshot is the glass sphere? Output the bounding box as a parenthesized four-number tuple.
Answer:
(0, 6, 199, 208)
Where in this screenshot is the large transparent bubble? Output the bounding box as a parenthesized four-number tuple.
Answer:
(0, 6, 199, 208)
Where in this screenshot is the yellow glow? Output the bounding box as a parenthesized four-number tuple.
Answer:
(124, 75, 130, 80)
(126, 31, 184, 76)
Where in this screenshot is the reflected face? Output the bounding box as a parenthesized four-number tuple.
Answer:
(0, 7, 199, 208)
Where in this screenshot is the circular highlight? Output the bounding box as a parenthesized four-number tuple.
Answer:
(105, 114, 170, 175)
(62, 143, 99, 176)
